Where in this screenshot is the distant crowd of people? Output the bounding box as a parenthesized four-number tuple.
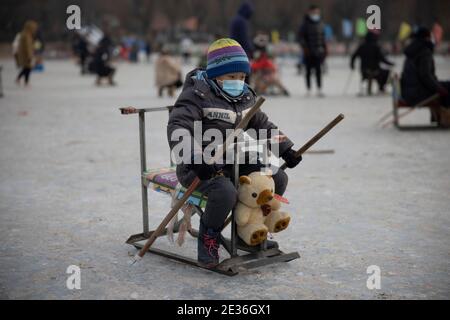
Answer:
(12, 2, 449, 126)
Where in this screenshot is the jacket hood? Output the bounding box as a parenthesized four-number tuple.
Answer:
(238, 2, 254, 19)
(404, 39, 434, 58)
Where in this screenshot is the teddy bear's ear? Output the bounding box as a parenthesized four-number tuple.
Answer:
(239, 176, 252, 185)
(265, 169, 273, 179)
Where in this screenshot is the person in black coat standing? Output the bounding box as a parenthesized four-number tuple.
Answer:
(230, 2, 254, 59)
(298, 5, 327, 97)
(401, 27, 449, 107)
(351, 31, 394, 93)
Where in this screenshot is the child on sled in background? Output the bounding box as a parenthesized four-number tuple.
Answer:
(93, 36, 116, 86)
(167, 39, 302, 268)
(155, 47, 183, 98)
(351, 31, 394, 94)
(401, 27, 450, 126)
(251, 33, 290, 96)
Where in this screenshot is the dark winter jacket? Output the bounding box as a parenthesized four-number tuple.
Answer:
(401, 39, 440, 105)
(298, 15, 327, 59)
(167, 69, 294, 163)
(351, 33, 393, 73)
(230, 2, 254, 58)
(93, 36, 114, 77)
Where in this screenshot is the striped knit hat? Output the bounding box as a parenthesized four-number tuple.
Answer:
(206, 38, 250, 79)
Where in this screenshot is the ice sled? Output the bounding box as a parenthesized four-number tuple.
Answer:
(120, 106, 300, 276)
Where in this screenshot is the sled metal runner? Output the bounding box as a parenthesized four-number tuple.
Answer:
(121, 106, 300, 276)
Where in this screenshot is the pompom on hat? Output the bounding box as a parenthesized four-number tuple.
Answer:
(206, 38, 250, 79)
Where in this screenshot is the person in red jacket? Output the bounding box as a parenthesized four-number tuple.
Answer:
(251, 35, 290, 96)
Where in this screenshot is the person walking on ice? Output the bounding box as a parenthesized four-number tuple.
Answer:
(298, 5, 328, 97)
(16, 20, 38, 87)
(167, 39, 302, 269)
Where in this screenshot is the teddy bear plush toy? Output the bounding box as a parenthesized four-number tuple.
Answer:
(236, 171, 292, 246)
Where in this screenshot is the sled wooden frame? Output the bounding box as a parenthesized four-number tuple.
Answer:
(391, 73, 442, 130)
(120, 106, 300, 276)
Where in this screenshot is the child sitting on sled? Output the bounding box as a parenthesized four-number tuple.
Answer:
(167, 39, 302, 268)
(251, 34, 290, 96)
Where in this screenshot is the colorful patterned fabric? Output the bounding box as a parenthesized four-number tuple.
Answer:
(145, 168, 179, 190)
(206, 38, 250, 79)
(143, 168, 208, 209)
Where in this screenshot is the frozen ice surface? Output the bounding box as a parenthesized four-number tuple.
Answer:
(0, 56, 449, 299)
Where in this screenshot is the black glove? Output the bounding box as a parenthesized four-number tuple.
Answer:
(281, 148, 302, 169)
(188, 153, 221, 180)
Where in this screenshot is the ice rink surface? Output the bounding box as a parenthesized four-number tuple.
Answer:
(0, 56, 449, 299)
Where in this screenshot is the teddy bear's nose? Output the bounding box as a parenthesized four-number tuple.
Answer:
(257, 190, 274, 205)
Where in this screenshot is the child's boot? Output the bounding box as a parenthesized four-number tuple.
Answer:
(198, 221, 220, 269)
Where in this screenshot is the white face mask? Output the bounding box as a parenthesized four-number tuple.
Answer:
(310, 14, 321, 22)
(218, 80, 246, 97)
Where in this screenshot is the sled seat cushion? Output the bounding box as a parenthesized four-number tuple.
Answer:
(143, 167, 208, 208)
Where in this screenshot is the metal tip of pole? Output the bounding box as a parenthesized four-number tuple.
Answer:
(129, 254, 142, 266)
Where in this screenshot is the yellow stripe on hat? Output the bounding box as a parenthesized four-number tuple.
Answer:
(208, 38, 242, 53)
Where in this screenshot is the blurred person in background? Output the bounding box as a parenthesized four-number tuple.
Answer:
(155, 47, 183, 98)
(93, 35, 116, 86)
(230, 1, 254, 59)
(73, 33, 90, 75)
(351, 31, 394, 94)
(180, 36, 194, 64)
(298, 5, 327, 97)
(129, 40, 139, 63)
(33, 29, 45, 72)
(144, 38, 152, 63)
(401, 27, 450, 125)
(129, 40, 140, 63)
(251, 33, 290, 96)
(431, 20, 444, 48)
(16, 20, 38, 87)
